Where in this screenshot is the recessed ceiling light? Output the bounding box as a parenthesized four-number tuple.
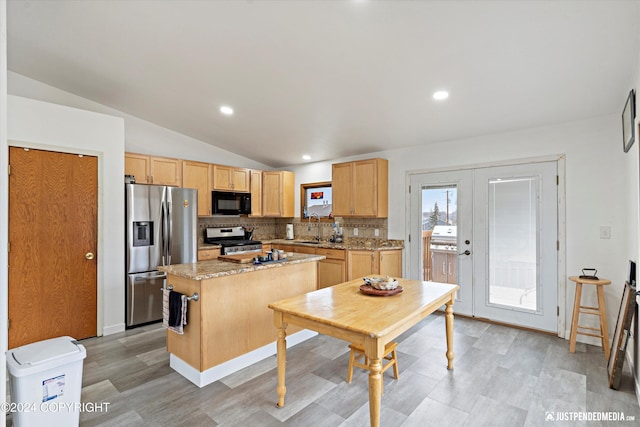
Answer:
(302, 155, 311, 161)
(432, 91, 449, 100)
(219, 105, 234, 116)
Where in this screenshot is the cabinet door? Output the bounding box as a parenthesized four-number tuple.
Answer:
(318, 259, 346, 289)
(150, 156, 181, 186)
(182, 161, 212, 216)
(347, 250, 376, 280)
(262, 171, 282, 216)
(212, 165, 232, 190)
(262, 171, 294, 217)
(232, 168, 251, 192)
(379, 250, 402, 278)
(124, 153, 151, 184)
(352, 159, 378, 216)
(250, 170, 262, 216)
(332, 162, 352, 216)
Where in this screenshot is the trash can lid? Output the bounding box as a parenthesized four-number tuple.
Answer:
(10, 336, 84, 367)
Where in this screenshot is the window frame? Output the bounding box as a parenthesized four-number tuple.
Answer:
(300, 181, 333, 221)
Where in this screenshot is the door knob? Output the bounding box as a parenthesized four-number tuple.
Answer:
(458, 250, 471, 256)
(85, 252, 95, 260)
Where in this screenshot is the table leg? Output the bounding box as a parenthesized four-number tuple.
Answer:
(274, 312, 287, 408)
(596, 285, 610, 360)
(365, 340, 382, 427)
(569, 283, 582, 353)
(445, 298, 455, 370)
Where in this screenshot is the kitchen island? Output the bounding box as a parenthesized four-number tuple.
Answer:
(158, 253, 324, 387)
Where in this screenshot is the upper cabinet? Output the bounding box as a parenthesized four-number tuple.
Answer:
(250, 170, 263, 217)
(212, 165, 250, 192)
(262, 171, 294, 217)
(332, 158, 388, 217)
(125, 153, 182, 187)
(182, 160, 212, 216)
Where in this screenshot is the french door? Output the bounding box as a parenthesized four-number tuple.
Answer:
(409, 161, 559, 332)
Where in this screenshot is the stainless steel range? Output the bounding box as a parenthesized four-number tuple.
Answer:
(205, 226, 262, 255)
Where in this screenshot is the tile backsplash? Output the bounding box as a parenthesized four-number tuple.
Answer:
(197, 216, 388, 243)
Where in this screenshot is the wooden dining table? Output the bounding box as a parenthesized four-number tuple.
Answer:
(268, 277, 459, 427)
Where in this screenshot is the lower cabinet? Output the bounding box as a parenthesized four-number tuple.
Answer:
(198, 248, 220, 261)
(272, 244, 402, 287)
(347, 249, 403, 280)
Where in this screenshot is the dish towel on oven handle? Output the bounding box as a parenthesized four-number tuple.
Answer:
(162, 289, 188, 334)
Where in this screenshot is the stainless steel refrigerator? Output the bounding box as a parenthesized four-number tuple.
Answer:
(125, 184, 197, 327)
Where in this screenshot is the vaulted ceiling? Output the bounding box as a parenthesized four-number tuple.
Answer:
(7, 0, 640, 167)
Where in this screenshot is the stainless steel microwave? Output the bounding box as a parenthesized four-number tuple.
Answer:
(212, 191, 251, 215)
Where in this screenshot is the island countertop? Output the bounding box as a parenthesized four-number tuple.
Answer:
(157, 253, 325, 280)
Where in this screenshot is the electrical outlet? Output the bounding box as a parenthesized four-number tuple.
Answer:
(375, 229, 379, 237)
(353, 228, 358, 236)
(600, 226, 611, 239)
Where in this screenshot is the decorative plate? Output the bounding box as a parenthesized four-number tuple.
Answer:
(359, 284, 404, 296)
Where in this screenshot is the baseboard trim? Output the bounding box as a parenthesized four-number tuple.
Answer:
(170, 329, 318, 388)
(102, 323, 125, 336)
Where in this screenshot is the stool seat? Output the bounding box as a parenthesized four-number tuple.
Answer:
(347, 341, 399, 393)
(568, 276, 611, 360)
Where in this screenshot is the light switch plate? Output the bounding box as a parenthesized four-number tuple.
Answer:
(600, 226, 611, 239)
(353, 228, 358, 236)
(375, 229, 379, 237)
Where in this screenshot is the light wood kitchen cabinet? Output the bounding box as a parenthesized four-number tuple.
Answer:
(197, 248, 220, 261)
(347, 250, 378, 280)
(125, 153, 182, 186)
(332, 158, 388, 217)
(212, 164, 250, 192)
(272, 244, 346, 289)
(316, 248, 346, 289)
(272, 244, 294, 253)
(347, 249, 402, 280)
(379, 249, 403, 278)
(250, 170, 263, 216)
(182, 160, 212, 216)
(262, 171, 295, 217)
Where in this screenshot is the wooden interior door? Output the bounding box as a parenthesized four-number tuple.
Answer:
(9, 147, 98, 348)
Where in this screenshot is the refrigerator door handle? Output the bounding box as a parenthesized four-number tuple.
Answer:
(161, 199, 169, 266)
(167, 201, 173, 265)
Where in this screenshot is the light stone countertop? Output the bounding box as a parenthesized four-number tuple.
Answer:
(158, 253, 325, 281)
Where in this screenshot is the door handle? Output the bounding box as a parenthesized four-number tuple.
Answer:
(85, 252, 95, 260)
(458, 250, 471, 256)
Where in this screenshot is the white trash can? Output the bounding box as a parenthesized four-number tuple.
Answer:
(6, 336, 87, 427)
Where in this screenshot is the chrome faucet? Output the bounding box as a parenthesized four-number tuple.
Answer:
(309, 213, 321, 241)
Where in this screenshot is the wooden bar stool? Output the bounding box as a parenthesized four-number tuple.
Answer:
(347, 341, 399, 393)
(568, 276, 611, 359)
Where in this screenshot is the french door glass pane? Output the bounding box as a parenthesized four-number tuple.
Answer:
(421, 186, 457, 282)
(488, 177, 538, 311)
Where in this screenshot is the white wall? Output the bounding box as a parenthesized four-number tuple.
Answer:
(8, 72, 271, 170)
(626, 40, 640, 401)
(8, 95, 126, 336)
(286, 114, 630, 344)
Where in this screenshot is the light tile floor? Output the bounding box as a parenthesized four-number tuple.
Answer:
(8, 314, 640, 426)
